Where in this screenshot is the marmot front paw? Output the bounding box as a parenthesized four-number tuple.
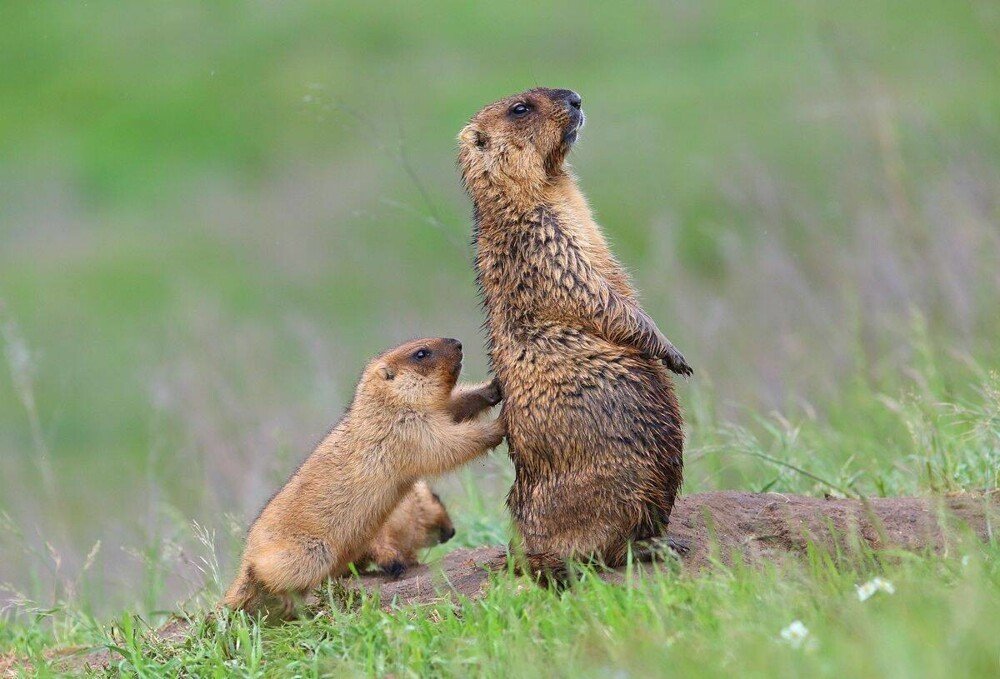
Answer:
(662, 349, 693, 377)
(378, 559, 409, 579)
(483, 377, 503, 406)
(484, 420, 507, 449)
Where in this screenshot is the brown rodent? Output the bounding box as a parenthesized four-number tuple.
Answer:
(458, 87, 689, 580)
(353, 480, 455, 578)
(221, 338, 503, 617)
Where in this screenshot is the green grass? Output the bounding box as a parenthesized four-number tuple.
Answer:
(1, 0, 998, 675)
(151, 549, 1000, 678)
(3, 523, 998, 677)
(1, 360, 998, 677)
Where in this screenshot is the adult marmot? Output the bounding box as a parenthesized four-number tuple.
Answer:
(458, 88, 690, 577)
(221, 338, 503, 617)
(353, 480, 455, 577)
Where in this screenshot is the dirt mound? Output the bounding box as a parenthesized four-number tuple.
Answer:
(19, 491, 996, 674)
(348, 491, 997, 605)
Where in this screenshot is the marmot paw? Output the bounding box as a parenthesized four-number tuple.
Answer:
(665, 536, 691, 555)
(379, 560, 408, 579)
(662, 350, 693, 377)
(481, 418, 507, 449)
(483, 377, 503, 406)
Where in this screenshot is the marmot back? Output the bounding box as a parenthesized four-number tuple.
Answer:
(459, 88, 690, 577)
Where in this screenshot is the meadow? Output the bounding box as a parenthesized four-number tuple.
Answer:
(0, 0, 998, 676)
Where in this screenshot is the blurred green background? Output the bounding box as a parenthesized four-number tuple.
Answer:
(1, 0, 997, 614)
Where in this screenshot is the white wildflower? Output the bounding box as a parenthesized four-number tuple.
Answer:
(779, 620, 812, 649)
(856, 577, 895, 602)
(961, 555, 971, 567)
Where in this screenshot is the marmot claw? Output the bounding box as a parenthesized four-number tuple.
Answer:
(663, 351, 693, 377)
(380, 560, 407, 579)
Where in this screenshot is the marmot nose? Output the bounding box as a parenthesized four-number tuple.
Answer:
(445, 338, 462, 351)
(440, 526, 456, 543)
(549, 89, 582, 111)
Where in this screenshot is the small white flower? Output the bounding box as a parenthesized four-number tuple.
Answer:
(961, 555, 971, 567)
(780, 620, 811, 649)
(856, 577, 895, 601)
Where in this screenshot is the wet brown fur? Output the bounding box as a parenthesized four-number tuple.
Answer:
(221, 338, 503, 617)
(353, 480, 455, 577)
(458, 88, 689, 578)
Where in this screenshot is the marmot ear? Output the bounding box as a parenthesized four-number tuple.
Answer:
(460, 125, 487, 149)
(379, 366, 395, 381)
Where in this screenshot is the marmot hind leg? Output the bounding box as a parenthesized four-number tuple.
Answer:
(361, 538, 419, 579)
(629, 536, 690, 562)
(237, 540, 336, 618)
(220, 566, 258, 612)
(220, 566, 298, 621)
(487, 546, 572, 588)
(522, 551, 572, 589)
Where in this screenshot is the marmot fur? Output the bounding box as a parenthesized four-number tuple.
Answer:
(458, 88, 689, 577)
(353, 480, 455, 577)
(221, 338, 503, 616)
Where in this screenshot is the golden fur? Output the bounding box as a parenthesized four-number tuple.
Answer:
(221, 338, 503, 617)
(353, 480, 455, 577)
(458, 88, 689, 579)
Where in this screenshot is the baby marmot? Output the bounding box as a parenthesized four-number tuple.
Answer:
(353, 479, 455, 577)
(222, 338, 503, 617)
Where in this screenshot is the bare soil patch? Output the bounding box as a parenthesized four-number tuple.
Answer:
(347, 490, 997, 604)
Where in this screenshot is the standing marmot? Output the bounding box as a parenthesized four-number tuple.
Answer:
(221, 338, 503, 617)
(353, 480, 455, 577)
(458, 88, 690, 577)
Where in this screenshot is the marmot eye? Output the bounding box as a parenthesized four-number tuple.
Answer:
(413, 349, 431, 360)
(509, 102, 531, 117)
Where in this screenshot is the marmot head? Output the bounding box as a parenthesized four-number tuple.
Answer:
(458, 88, 584, 198)
(363, 337, 463, 409)
(410, 480, 456, 546)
